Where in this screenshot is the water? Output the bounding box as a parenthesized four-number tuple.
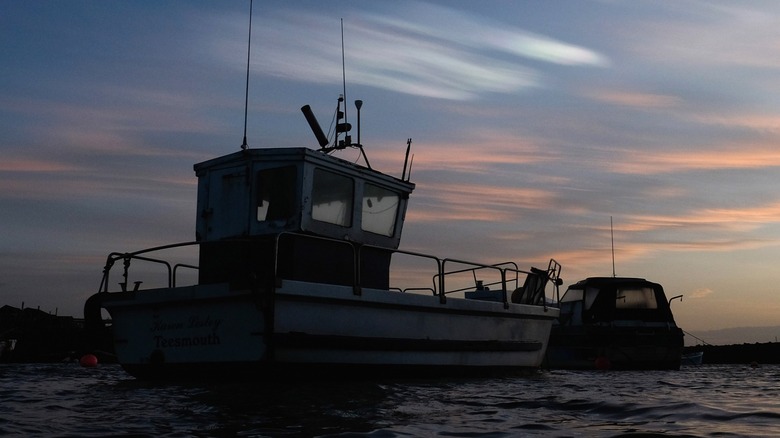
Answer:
(2, 363, 779, 437)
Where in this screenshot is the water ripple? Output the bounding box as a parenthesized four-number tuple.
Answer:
(1, 364, 779, 436)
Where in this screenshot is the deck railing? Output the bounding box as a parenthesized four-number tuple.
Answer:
(97, 233, 561, 307)
(98, 242, 202, 293)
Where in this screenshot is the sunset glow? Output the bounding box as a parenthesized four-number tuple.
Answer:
(4, 1, 780, 342)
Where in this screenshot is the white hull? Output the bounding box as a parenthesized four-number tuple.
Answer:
(101, 279, 558, 378)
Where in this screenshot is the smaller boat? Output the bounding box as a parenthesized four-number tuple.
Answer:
(0, 338, 17, 361)
(681, 351, 703, 366)
(546, 277, 684, 370)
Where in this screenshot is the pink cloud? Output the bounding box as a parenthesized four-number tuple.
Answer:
(611, 145, 780, 174)
(0, 157, 81, 173)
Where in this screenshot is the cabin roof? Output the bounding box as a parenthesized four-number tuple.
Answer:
(566, 276, 662, 290)
(193, 147, 414, 192)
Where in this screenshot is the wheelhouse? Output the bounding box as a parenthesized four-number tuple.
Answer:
(193, 148, 415, 291)
(558, 277, 677, 326)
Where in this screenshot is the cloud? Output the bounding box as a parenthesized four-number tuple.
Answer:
(364, 3, 608, 67)
(0, 157, 81, 173)
(584, 90, 682, 109)
(408, 182, 556, 223)
(690, 112, 780, 132)
(625, 202, 780, 233)
(610, 145, 780, 174)
(618, 2, 780, 69)
(210, 2, 607, 101)
(689, 287, 714, 299)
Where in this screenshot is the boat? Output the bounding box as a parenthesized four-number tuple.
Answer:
(545, 276, 684, 370)
(681, 350, 704, 366)
(83, 96, 563, 379)
(0, 338, 17, 361)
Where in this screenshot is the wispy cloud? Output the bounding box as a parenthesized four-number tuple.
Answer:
(690, 112, 780, 132)
(616, 2, 780, 69)
(625, 202, 780, 234)
(409, 182, 556, 223)
(0, 157, 81, 173)
(210, 2, 607, 100)
(584, 90, 682, 109)
(689, 287, 714, 299)
(612, 145, 780, 174)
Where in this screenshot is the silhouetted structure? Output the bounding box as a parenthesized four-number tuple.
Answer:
(0, 305, 113, 363)
(685, 343, 780, 365)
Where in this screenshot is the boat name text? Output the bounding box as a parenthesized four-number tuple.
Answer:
(154, 334, 221, 349)
(150, 315, 222, 333)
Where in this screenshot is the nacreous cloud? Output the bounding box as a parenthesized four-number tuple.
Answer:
(219, 2, 608, 100)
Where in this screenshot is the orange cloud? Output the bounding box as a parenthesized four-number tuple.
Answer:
(611, 146, 780, 174)
(625, 201, 780, 232)
(584, 90, 682, 109)
(358, 129, 558, 188)
(691, 112, 780, 132)
(689, 288, 714, 299)
(408, 182, 557, 223)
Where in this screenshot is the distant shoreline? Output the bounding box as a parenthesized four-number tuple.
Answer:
(3, 303, 779, 365)
(684, 342, 780, 365)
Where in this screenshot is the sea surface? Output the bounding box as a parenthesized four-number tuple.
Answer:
(1, 363, 779, 437)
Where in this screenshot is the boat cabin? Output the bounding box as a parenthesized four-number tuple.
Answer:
(557, 277, 677, 327)
(193, 147, 415, 291)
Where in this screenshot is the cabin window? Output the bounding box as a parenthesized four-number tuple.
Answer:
(563, 287, 599, 310)
(361, 184, 399, 236)
(311, 169, 353, 226)
(560, 288, 583, 303)
(615, 287, 658, 309)
(256, 166, 297, 222)
(584, 287, 599, 310)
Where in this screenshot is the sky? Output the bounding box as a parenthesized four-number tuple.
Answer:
(3, 1, 780, 343)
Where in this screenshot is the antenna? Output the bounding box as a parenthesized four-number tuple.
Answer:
(355, 99, 362, 146)
(611, 216, 616, 277)
(301, 20, 375, 169)
(240, 0, 254, 151)
(354, 99, 372, 169)
(341, 18, 348, 141)
(332, 19, 352, 148)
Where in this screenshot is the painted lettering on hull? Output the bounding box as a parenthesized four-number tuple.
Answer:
(154, 334, 221, 348)
(150, 314, 224, 349)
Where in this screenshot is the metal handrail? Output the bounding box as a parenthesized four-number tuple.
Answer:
(439, 259, 510, 305)
(172, 263, 199, 287)
(98, 241, 201, 293)
(360, 244, 443, 300)
(97, 233, 559, 308)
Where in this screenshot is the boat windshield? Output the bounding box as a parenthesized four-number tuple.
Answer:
(561, 287, 598, 310)
(362, 183, 399, 236)
(311, 169, 354, 227)
(615, 286, 658, 309)
(561, 288, 583, 302)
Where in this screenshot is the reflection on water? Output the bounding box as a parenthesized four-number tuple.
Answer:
(1, 363, 779, 436)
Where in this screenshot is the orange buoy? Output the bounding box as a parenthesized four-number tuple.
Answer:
(594, 356, 611, 370)
(79, 354, 99, 368)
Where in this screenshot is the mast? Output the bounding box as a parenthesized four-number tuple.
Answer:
(240, 0, 254, 150)
(611, 216, 616, 277)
